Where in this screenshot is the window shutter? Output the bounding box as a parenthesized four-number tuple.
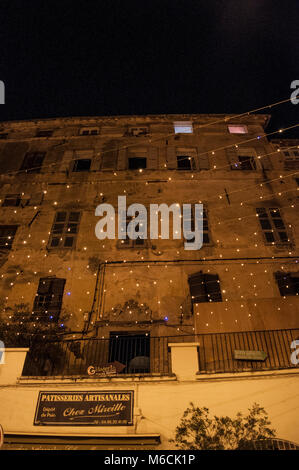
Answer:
(101, 150, 117, 169)
(226, 147, 239, 168)
(37, 278, 52, 295)
(50, 278, 66, 310)
(198, 151, 210, 170)
(117, 148, 127, 170)
(188, 273, 206, 303)
(28, 192, 44, 206)
(260, 146, 272, 170)
(166, 146, 177, 169)
(147, 147, 158, 169)
(61, 150, 74, 172)
(205, 274, 222, 302)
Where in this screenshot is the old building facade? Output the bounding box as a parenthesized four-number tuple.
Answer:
(0, 114, 298, 449)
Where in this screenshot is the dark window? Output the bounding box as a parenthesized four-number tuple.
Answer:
(188, 272, 222, 306)
(33, 277, 66, 322)
(256, 208, 289, 244)
(128, 157, 147, 170)
(36, 130, 53, 137)
(80, 128, 99, 135)
(177, 155, 193, 170)
(72, 159, 91, 172)
(109, 332, 150, 373)
(118, 215, 145, 248)
(129, 127, 148, 137)
(20, 152, 45, 173)
(48, 211, 80, 248)
(275, 272, 299, 296)
(184, 207, 210, 245)
(2, 194, 21, 207)
(232, 155, 256, 170)
(0, 225, 18, 250)
(0, 133, 8, 140)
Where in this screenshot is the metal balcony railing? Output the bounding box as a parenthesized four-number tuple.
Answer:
(21, 328, 299, 378)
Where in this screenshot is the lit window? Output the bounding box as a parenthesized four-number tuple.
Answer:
(174, 121, 193, 134)
(228, 125, 248, 134)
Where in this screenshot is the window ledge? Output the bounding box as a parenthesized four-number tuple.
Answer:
(18, 373, 176, 385)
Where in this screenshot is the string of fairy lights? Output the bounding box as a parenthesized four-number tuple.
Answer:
(0, 97, 299, 338)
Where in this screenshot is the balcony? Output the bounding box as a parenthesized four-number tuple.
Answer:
(21, 328, 299, 379)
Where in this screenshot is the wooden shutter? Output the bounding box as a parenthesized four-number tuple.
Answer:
(198, 151, 210, 170)
(147, 147, 158, 169)
(260, 146, 272, 170)
(101, 150, 117, 169)
(28, 192, 44, 206)
(61, 150, 74, 172)
(166, 146, 177, 169)
(117, 148, 127, 170)
(0, 142, 29, 173)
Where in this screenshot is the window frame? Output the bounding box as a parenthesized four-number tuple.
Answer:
(228, 125, 248, 134)
(188, 272, 223, 308)
(117, 214, 148, 249)
(0, 225, 18, 250)
(33, 277, 66, 322)
(72, 158, 92, 172)
(256, 207, 290, 245)
(79, 127, 99, 136)
(174, 121, 193, 134)
(2, 194, 22, 207)
(48, 211, 81, 249)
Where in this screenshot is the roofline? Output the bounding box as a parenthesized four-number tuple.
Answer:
(0, 113, 271, 128)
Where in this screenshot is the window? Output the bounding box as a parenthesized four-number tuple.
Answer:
(176, 155, 193, 170)
(188, 272, 222, 305)
(109, 332, 150, 373)
(79, 127, 99, 136)
(128, 127, 148, 137)
(256, 208, 289, 244)
(2, 194, 21, 207)
(128, 157, 147, 170)
(48, 211, 81, 248)
(174, 121, 193, 134)
(184, 207, 210, 245)
(72, 158, 91, 172)
(275, 272, 299, 296)
(282, 147, 299, 170)
(33, 277, 66, 322)
(231, 155, 256, 170)
(295, 178, 299, 186)
(0, 225, 18, 250)
(228, 125, 248, 134)
(20, 152, 45, 173)
(0, 133, 8, 140)
(118, 215, 146, 248)
(36, 130, 53, 137)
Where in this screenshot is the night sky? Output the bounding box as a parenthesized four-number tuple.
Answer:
(0, 0, 298, 136)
